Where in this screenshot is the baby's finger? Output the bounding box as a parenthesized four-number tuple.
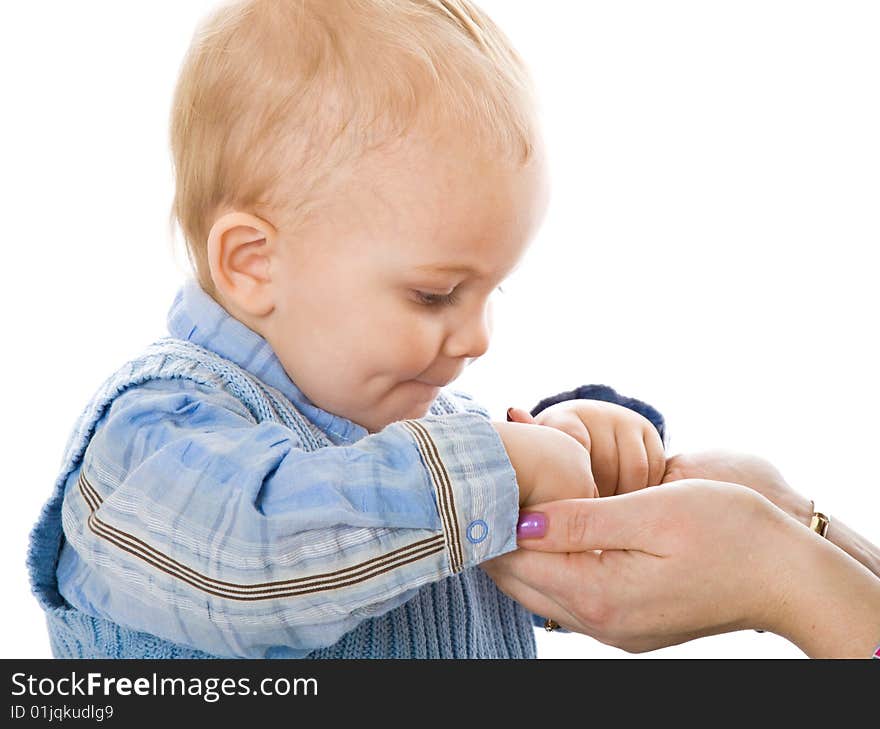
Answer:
(587, 425, 619, 497)
(615, 427, 651, 493)
(543, 413, 591, 451)
(644, 427, 666, 486)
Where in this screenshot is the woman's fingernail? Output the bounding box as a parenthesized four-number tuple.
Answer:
(506, 408, 514, 421)
(517, 512, 547, 539)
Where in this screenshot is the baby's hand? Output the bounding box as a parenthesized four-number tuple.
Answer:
(507, 399, 665, 496)
(492, 422, 599, 507)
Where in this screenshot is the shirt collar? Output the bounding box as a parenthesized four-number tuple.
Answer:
(166, 278, 369, 445)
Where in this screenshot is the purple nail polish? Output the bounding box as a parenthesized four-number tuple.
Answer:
(517, 512, 547, 539)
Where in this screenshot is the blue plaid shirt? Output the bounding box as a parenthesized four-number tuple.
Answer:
(55, 279, 522, 658)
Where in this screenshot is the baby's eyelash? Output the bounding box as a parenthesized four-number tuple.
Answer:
(414, 286, 505, 307)
(414, 290, 459, 307)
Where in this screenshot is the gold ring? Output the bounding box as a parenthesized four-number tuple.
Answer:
(544, 618, 559, 632)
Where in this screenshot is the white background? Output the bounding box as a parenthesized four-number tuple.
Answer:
(1, 1, 877, 659)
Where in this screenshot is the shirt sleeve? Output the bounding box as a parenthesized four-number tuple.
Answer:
(57, 378, 519, 658)
(530, 383, 667, 446)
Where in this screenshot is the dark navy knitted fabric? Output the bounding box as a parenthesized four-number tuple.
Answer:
(531, 384, 666, 445)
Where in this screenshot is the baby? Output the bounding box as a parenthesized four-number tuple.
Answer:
(28, 0, 665, 659)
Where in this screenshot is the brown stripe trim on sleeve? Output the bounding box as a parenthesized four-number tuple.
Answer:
(77, 472, 444, 601)
(400, 420, 463, 573)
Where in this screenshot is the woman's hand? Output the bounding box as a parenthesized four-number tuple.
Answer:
(484, 480, 814, 652)
(486, 478, 880, 656)
(663, 450, 812, 525)
(662, 450, 880, 581)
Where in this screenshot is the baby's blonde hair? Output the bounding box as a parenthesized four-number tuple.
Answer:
(170, 0, 539, 297)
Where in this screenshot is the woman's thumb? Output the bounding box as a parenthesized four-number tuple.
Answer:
(517, 492, 655, 553)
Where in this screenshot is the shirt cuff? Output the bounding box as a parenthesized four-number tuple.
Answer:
(398, 412, 520, 574)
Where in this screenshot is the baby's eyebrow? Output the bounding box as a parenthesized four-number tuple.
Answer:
(414, 263, 482, 275)
(413, 261, 522, 278)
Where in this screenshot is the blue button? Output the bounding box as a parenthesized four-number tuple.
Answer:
(466, 519, 489, 544)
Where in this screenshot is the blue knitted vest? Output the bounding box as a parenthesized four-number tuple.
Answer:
(26, 337, 536, 659)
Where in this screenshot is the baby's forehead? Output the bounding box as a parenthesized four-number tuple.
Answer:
(368, 210, 532, 284)
(293, 128, 522, 210)
(300, 132, 546, 273)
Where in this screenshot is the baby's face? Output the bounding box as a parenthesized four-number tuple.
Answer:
(263, 133, 549, 433)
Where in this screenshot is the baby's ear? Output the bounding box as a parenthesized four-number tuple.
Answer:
(207, 211, 277, 317)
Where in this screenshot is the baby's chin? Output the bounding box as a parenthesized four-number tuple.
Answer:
(354, 382, 443, 432)
(364, 401, 437, 433)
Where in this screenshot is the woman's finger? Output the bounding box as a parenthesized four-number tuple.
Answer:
(481, 557, 582, 631)
(485, 546, 605, 598)
(517, 489, 673, 553)
(506, 406, 536, 424)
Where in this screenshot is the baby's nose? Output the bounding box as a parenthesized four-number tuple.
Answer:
(445, 307, 492, 360)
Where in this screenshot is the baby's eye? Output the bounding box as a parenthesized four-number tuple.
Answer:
(414, 290, 459, 307)
(413, 286, 505, 307)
